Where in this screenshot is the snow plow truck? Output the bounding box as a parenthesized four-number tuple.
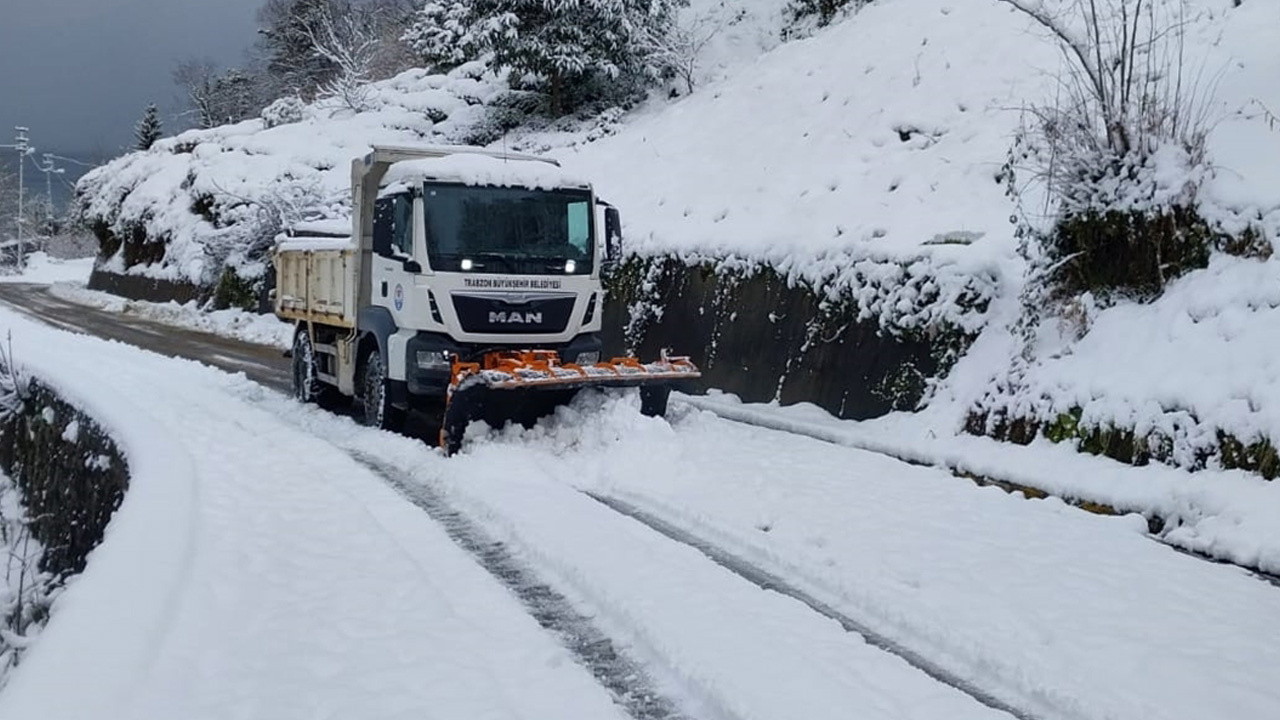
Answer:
(273, 145, 700, 454)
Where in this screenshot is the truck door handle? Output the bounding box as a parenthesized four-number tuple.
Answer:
(381, 281, 388, 297)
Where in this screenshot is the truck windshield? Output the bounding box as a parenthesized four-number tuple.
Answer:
(423, 183, 594, 275)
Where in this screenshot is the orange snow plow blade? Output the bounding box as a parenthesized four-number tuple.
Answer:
(440, 350, 701, 455)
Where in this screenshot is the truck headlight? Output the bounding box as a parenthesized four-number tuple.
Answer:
(416, 350, 450, 371)
(574, 351, 600, 366)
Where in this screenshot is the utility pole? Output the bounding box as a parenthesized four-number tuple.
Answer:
(14, 127, 30, 272)
(40, 153, 64, 232)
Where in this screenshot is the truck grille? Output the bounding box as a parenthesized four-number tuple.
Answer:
(452, 294, 576, 335)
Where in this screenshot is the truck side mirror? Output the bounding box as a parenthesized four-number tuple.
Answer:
(373, 197, 394, 257)
(604, 207, 622, 264)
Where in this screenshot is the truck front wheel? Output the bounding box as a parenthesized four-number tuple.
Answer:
(360, 348, 405, 432)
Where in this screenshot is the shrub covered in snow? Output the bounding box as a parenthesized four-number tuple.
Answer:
(996, 0, 1270, 302)
(261, 96, 306, 128)
(783, 0, 860, 36)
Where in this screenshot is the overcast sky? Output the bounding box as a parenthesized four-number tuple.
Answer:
(0, 0, 265, 162)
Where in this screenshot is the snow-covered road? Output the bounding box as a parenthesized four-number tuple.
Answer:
(0, 306, 631, 720)
(1, 303, 1278, 720)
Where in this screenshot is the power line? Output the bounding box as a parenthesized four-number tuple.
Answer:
(43, 153, 95, 169)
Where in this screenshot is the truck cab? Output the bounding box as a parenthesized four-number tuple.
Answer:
(367, 164, 615, 405)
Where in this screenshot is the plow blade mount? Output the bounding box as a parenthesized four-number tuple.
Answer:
(440, 350, 701, 455)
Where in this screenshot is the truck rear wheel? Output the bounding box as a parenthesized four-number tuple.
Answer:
(292, 330, 337, 408)
(360, 348, 405, 432)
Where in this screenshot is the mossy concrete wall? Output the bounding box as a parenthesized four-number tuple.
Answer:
(0, 381, 129, 578)
(603, 256, 974, 420)
(87, 268, 203, 307)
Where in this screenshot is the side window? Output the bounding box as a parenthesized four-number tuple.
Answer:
(566, 201, 590, 255)
(392, 195, 413, 256)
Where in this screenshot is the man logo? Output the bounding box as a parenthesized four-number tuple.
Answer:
(489, 311, 543, 324)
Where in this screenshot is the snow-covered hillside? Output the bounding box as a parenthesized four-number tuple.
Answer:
(561, 0, 1273, 264)
(78, 65, 511, 285)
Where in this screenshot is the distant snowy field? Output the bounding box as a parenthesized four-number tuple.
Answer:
(49, 284, 293, 349)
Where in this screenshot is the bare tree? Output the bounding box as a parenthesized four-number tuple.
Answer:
(998, 0, 1214, 212)
(173, 60, 266, 129)
(638, 5, 747, 95)
(172, 59, 220, 128)
(303, 3, 383, 112)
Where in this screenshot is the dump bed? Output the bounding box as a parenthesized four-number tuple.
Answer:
(274, 235, 359, 329)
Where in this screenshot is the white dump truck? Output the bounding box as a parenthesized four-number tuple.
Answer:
(273, 145, 699, 453)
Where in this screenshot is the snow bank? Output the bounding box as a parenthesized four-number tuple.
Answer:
(974, 256, 1280, 474)
(48, 284, 293, 349)
(0, 253, 94, 286)
(682, 390, 1280, 574)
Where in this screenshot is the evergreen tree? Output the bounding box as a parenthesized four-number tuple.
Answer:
(402, 1, 484, 71)
(406, 0, 684, 115)
(134, 104, 163, 150)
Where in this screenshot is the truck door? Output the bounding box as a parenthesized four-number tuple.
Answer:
(371, 193, 421, 329)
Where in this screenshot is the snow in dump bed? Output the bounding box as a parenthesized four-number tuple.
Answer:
(288, 218, 350, 237)
(273, 236, 356, 253)
(0, 307, 631, 720)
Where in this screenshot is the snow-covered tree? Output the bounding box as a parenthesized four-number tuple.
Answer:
(257, 0, 343, 99)
(134, 104, 163, 150)
(173, 61, 265, 128)
(784, 0, 856, 35)
(257, 0, 416, 107)
(303, 2, 383, 111)
(402, 0, 489, 70)
(635, 3, 745, 95)
(405, 0, 685, 115)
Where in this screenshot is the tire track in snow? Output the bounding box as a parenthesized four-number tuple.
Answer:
(344, 452, 694, 720)
(585, 492, 1041, 720)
